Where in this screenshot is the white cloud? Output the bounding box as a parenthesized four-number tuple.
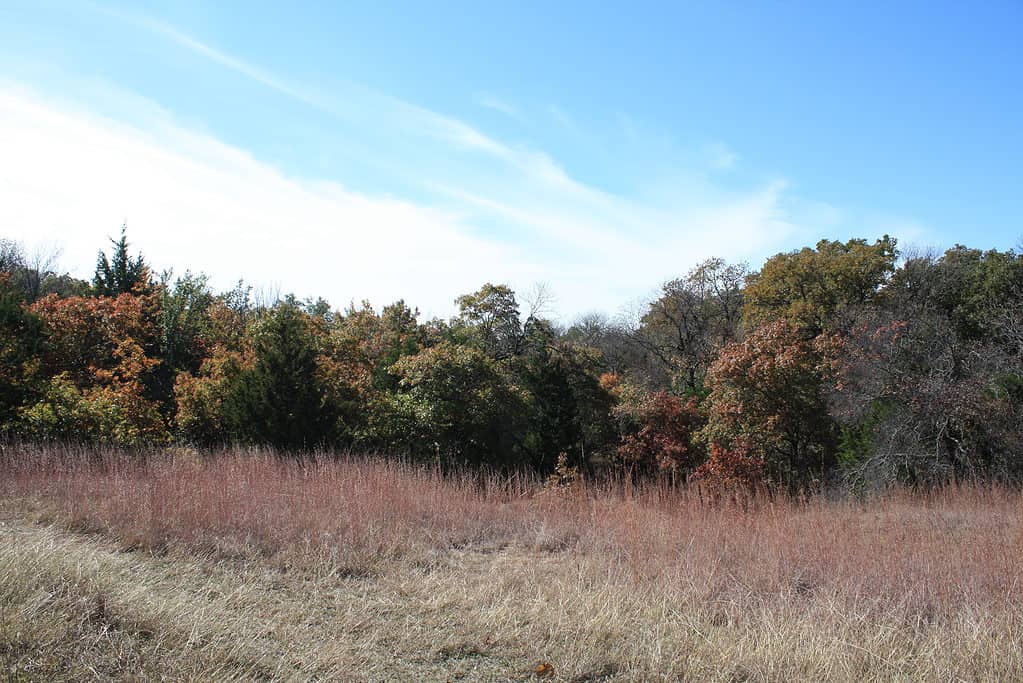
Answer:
(0, 7, 937, 326)
(0, 83, 822, 320)
(0, 13, 932, 321)
(0, 87, 527, 317)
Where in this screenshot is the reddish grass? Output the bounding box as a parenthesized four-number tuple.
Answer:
(2, 442, 1021, 620)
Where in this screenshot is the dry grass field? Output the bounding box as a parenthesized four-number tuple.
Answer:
(1, 444, 1022, 681)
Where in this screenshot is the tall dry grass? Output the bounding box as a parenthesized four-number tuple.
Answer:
(2, 442, 1022, 680)
(4, 443, 1020, 613)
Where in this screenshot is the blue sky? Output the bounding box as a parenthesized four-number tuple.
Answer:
(1, 1, 1020, 319)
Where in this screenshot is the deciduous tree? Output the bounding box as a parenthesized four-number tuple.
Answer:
(701, 319, 842, 488)
(387, 342, 528, 467)
(744, 236, 897, 334)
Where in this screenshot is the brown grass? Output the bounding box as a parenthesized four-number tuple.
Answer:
(2, 443, 1022, 681)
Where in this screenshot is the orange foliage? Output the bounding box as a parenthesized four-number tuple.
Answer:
(26, 292, 168, 444)
(31, 292, 161, 389)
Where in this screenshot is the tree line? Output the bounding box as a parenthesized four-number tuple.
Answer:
(2, 228, 1021, 491)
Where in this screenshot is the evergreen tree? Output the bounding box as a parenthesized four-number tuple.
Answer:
(222, 303, 335, 450)
(93, 225, 151, 296)
(0, 277, 46, 431)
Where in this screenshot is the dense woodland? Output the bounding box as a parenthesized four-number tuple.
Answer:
(2, 229, 1021, 491)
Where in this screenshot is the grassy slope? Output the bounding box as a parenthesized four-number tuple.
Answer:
(2, 449, 1022, 681)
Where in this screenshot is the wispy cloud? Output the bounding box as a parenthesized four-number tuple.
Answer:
(0, 87, 529, 316)
(94, 6, 530, 165)
(549, 105, 574, 130)
(707, 143, 739, 171)
(475, 93, 523, 121)
(0, 10, 930, 319)
(617, 113, 640, 143)
(0, 82, 803, 318)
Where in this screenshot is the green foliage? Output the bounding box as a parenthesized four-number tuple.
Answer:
(989, 372, 1023, 404)
(220, 303, 337, 451)
(453, 283, 523, 359)
(93, 225, 151, 296)
(303, 296, 333, 320)
(330, 299, 426, 394)
(836, 399, 896, 467)
(744, 236, 898, 334)
(20, 373, 167, 446)
(516, 340, 617, 471)
(886, 246, 1023, 343)
(388, 342, 528, 467)
(144, 270, 218, 417)
(158, 272, 215, 376)
(0, 278, 46, 431)
(173, 349, 249, 446)
(4, 230, 1020, 488)
(207, 282, 255, 352)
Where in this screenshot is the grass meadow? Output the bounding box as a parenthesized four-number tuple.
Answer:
(1, 443, 1021, 681)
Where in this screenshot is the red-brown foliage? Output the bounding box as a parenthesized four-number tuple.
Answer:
(691, 439, 765, 493)
(700, 319, 842, 487)
(616, 391, 705, 475)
